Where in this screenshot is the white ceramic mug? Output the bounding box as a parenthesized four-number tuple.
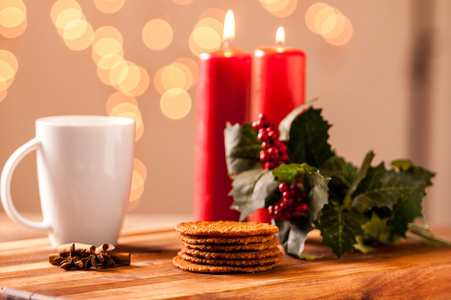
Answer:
(1, 115, 135, 247)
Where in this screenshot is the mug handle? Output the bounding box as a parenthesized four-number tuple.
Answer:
(1, 137, 52, 231)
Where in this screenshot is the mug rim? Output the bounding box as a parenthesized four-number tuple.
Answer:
(36, 115, 135, 126)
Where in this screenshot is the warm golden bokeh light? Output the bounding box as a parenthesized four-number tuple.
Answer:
(106, 92, 138, 115)
(174, 57, 198, 87)
(108, 58, 128, 86)
(153, 66, 166, 95)
(314, 5, 336, 35)
(0, 0, 26, 13)
(51, 0, 81, 25)
(94, 0, 125, 14)
(92, 37, 122, 57)
(171, 0, 194, 5)
(128, 158, 147, 210)
(163, 64, 188, 90)
(63, 21, 93, 51)
(142, 19, 173, 51)
(259, 0, 297, 18)
(0, 76, 7, 93)
(115, 61, 141, 94)
(0, 17, 26, 38)
(198, 7, 225, 21)
(128, 181, 144, 211)
(134, 120, 144, 141)
(96, 54, 124, 86)
(0, 0, 26, 38)
(0, 50, 18, 74)
(154, 60, 195, 95)
(106, 59, 150, 96)
(305, 2, 329, 34)
(126, 65, 150, 97)
(322, 12, 346, 39)
(324, 16, 353, 46)
(110, 102, 142, 121)
(62, 18, 88, 40)
(133, 158, 148, 182)
(92, 26, 123, 46)
(192, 26, 221, 51)
(0, 61, 15, 82)
(160, 88, 192, 120)
(51, 1, 94, 51)
(189, 17, 223, 56)
(109, 102, 144, 141)
(306, 2, 353, 46)
(0, 82, 7, 102)
(0, 6, 25, 28)
(54, 8, 83, 33)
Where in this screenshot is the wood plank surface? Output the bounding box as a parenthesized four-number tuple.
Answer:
(1, 226, 451, 300)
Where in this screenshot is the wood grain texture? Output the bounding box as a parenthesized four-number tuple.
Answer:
(1, 226, 451, 300)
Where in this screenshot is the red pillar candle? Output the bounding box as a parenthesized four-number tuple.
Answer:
(249, 27, 306, 223)
(193, 11, 251, 221)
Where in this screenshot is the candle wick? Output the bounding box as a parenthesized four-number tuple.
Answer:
(222, 39, 231, 50)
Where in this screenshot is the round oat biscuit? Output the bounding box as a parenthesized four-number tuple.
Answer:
(177, 251, 282, 267)
(173, 255, 280, 274)
(180, 246, 281, 260)
(179, 233, 275, 245)
(175, 221, 278, 237)
(183, 237, 279, 252)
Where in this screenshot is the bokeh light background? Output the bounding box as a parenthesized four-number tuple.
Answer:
(1, 0, 450, 225)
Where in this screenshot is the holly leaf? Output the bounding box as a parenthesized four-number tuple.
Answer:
(320, 155, 357, 204)
(352, 163, 423, 212)
(387, 159, 435, 237)
(347, 151, 375, 198)
(271, 163, 319, 183)
(252, 171, 280, 210)
(229, 169, 279, 221)
(287, 107, 334, 167)
(316, 203, 365, 258)
(224, 122, 261, 175)
(321, 155, 357, 189)
(279, 98, 319, 141)
(388, 186, 424, 237)
(275, 218, 313, 257)
(360, 212, 398, 245)
(391, 159, 435, 188)
(229, 169, 267, 221)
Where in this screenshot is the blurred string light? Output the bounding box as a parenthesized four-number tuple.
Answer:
(50, 0, 148, 208)
(153, 57, 198, 119)
(259, 0, 297, 18)
(171, 0, 194, 5)
(0, 0, 27, 38)
(189, 8, 225, 57)
(160, 88, 192, 120)
(0, 0, 25, 102)
(0, 50, 18, 102)
(127, 158, 147, 211)
(93, 0, 124, 14)
(305, 2, 353, 46)
(142, 18, 173, 51)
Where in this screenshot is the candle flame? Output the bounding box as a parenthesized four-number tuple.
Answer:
(276, 27, 285, 46)
(223, 10, 235, 44)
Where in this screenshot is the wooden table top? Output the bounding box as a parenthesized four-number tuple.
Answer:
(1, 218, 451, 300)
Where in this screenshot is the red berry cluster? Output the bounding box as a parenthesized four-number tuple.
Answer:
(268, 182, 308, 221)
(252, 113, 289, 170)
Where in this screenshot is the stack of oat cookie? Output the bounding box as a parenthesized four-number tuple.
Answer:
(173, 221, 283, 273)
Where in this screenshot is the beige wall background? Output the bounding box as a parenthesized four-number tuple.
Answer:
(1, 1, 450, 225)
